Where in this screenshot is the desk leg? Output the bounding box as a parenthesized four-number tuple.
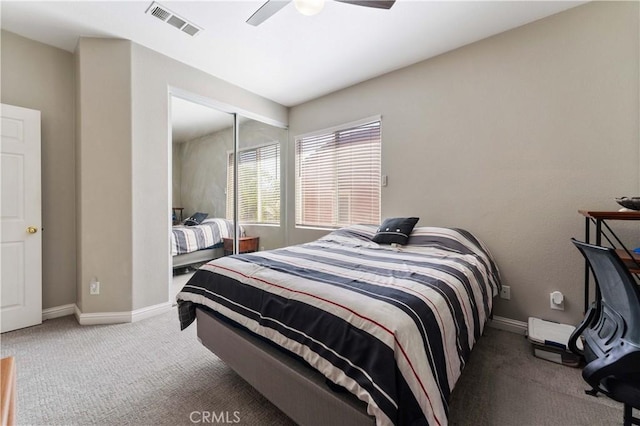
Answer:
(584, 217, 590, 313)
(594, 219, 602, 303)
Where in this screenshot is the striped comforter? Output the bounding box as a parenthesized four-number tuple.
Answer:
(171, 218, 239, 256)
(177, 225, 501, 425)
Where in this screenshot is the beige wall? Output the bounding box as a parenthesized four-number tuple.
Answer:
(2, 30, 287, 316)
(1, 30, 77, 310)
(75, 38, 133, 313)
(130, 43, 288, 310)
(177, 127, 233, 219)
(4, 1, 638, 325)
(76, 39, 288, 313)
(287, 1, 640, 324)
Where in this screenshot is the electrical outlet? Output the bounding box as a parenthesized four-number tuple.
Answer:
(90, 279, 100, 295)
(500, 285, 511, 300)
(550, 291, 564, 310)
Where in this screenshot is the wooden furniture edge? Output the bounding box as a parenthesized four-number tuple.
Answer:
(1, 356, 16, 426)
(578, 210, 640, 220)
(578, 209, 640, 311)
(223, 236, 259, 255)
(616, 249, 640, 274)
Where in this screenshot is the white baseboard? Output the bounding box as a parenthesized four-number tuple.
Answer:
(74, 302, 174, 326)
(488, 315, 528, 335)
(131, 302, 173, 322)
(42, 304, 76, 320)
(74, 305, 131, 325)
(62, 301, 526, 334)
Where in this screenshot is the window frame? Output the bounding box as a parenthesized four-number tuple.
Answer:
(294, 115, 382, 230)
(226, 141, 281, 226)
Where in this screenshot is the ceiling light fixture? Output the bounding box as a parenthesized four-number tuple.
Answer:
(294, 0, 325, 16)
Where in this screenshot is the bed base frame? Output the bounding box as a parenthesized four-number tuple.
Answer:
(173, 248, 223, 269)
(195, 308, 376, 426)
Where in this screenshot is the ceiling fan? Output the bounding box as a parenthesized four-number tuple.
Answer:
(247, 0, 396, 26)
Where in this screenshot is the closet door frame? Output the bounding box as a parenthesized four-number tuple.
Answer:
(168, 86, 286, 268)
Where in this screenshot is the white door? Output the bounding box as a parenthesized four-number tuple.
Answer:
(1, 103, 42, 333)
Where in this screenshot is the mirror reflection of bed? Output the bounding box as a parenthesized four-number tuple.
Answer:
(169, 94, 287, 302)
(170, 97, 234, 301)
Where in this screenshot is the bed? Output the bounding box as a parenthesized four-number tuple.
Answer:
(171, 218, 241, 268)
(177, 225, 501, 425)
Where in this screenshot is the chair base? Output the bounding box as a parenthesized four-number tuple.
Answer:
(585, 389, 640, 425)
(624, 404, 640, 426)
(586, 388, 599, 397)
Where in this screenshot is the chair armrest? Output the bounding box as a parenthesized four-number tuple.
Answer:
(568, 302, 597, 356)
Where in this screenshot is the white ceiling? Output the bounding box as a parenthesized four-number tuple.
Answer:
(1, 0, 586, 108)
(171, 96, 234, 143)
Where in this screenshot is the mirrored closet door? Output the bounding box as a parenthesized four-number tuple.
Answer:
(170, 94, 287, 278)
(170, 96, 235, 272)
(233, 117, 287, 254)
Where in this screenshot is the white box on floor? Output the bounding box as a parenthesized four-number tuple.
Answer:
(527, 317, 582, 367)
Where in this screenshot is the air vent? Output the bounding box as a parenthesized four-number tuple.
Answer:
(167, 15, 187, 30)
(181, 24, 200, 37)
(150, 5, 170, 21)
(145, 2, 202, 37)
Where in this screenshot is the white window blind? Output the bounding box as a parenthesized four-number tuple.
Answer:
(227, 143, 280, 224)
(295, 119, 381, 229)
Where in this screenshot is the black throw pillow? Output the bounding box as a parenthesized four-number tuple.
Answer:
(184, 212, 208, 226)
(372, 217, 419, 245)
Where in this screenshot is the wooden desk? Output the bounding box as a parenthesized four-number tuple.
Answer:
(1, 357, 16, 426)
(223, 237, 260, 256)
(578, 210, 640, 221)
(578, 210, 640, 311)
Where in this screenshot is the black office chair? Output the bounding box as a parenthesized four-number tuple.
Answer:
(568, 239, 640, 426)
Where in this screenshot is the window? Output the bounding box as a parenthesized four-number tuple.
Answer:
(227, 143, 280, 224)
(295, 118, 381, 229)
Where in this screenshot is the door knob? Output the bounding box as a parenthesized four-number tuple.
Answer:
(27, 226, 38, 234)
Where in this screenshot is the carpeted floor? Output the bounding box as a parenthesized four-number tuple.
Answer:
(0, 309, 626, 426)
(447, 325, 622, 426)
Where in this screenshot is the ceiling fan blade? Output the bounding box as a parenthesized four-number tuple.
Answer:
(334, 0, 396, 9)
(246, 0, 291, 26)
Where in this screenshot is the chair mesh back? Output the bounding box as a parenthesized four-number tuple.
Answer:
(573, 240, 640, 345)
